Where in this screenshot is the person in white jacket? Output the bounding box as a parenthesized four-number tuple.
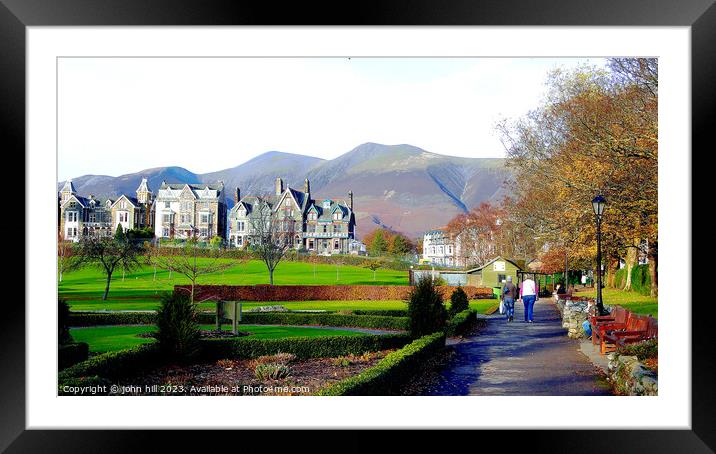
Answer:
(519, 277, 539, 323)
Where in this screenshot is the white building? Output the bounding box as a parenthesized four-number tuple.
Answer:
(153, 181, 227, 241)
(422, 229, 458, 267)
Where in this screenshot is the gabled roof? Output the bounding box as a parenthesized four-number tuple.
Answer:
(136, 178, 151, 193)
(466, 256, 524, 273)
(111, 194, 139, 209)
(60, 180, 77, 194)
(60, 194, 85, 209)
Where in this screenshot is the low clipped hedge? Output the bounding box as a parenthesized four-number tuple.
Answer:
(318, 332, 446, 396)
(240, 313, 408, 330)
(69, 311, 407, 330)
(445, 309, 478, 337)
(58, 342, 89, 370)
(69, 312, 157, 327)
(352, 309, 408, 317)
(58, 334, 412, 387)
(59, 343, 163, 383)
(200, 333, 411, 361)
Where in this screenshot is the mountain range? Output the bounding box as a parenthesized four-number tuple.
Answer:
(58, 143, 511, 238)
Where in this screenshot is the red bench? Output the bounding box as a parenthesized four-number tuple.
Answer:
(612, 316, 658, 350)
(600, 313, 654, 355)
(589, 305, 628, 346)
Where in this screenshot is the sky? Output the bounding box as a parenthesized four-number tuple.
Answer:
(58, 57, 608, 180)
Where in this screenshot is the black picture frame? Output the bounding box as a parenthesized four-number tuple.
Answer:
(3, 0, 710, 451)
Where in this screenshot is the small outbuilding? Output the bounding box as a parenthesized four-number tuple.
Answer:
(465, 256, 524, 288)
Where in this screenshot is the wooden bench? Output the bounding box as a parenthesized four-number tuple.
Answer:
(613, 317, 658, 350)
(600, 313, 653, 355)
(589, 305, 628, 346)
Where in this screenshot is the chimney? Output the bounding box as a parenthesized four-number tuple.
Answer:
(348, 190, 353, 210)
(275, 177, 284, 196)
(304, 178, 310, 194)
(234, 187, 241, 204)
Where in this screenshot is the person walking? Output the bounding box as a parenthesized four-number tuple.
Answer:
(501, 276, 518, 322)
(520, 276, 539, 323)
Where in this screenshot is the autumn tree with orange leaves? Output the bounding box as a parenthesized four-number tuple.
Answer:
(497, 58, 657, 296)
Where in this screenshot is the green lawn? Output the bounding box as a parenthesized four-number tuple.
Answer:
(577, 288, 658, 318)
(70, 324, 365, 353)
(59, 258, 408, 303)
(68, 298, 499, 314)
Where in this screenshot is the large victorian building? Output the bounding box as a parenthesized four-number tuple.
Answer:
(59, 178, 153, 242)
(228, 177, 356, 255)
(153, 181, 227, 241)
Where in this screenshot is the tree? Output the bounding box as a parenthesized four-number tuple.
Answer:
(369, 230, 388, 256)
(390, 233, 414, 255)
(406, 276, 447, 338)
(496, 58, 657, 294)
(210, 235, 224, 250)
(152, 238, 234, 303)
(70, 235, 143, 300)
(58, 299, 73, 344)
(114, 224, 125, 242)
(57, 231, 74, 283)
(363, 259, 383, 281)
(247, 199, 296, 285)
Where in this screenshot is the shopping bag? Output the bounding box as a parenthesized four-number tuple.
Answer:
(499, 299, 505, 314)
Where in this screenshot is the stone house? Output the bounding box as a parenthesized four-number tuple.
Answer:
(421, 228, 458, 267)
(153, 181, 227, 241)
(59, 178, 152, 242)
(228, 177, 356, 255)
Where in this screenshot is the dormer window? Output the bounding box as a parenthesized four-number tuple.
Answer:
(323, 200, 331, 209)
(333, 212, 342, 220)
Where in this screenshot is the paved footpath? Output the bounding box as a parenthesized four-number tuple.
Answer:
(424, 299, 611, 396)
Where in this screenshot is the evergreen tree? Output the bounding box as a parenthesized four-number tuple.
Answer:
(114, 224, 125, 242)
(370, 230, 388, 256)
(406, 276, 447, 338)
(390, 234, 412, 255)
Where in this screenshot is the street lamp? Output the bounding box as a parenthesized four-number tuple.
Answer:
(591, 194, 607, 315)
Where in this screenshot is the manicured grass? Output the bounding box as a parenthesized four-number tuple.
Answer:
(68, 298, 499, 314)
(577, 287, 658, 318)
(59, 259, 408, 302)
(70, 324, 365, 353)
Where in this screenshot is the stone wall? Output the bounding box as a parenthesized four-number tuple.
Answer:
(555, 297, 601, 339)
(607, 353, 658, 396)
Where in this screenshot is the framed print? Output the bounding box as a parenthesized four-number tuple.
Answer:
(3, 0, 713, 450)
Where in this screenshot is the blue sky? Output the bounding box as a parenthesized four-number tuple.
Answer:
(58, 57, 607, 180)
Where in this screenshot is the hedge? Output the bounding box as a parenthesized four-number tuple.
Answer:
(445, 309, 478, 337)
(58, 334, 412, 386)
(59, 343, 163, 382)
(58, 342, 89, 370)
(69, 311, 407, 330)
(69, 312, 157, 326)
(613, 264, 652, 296)
(182, 284, 493, 302)
(353, 309, 408, 318)
(240, 313, 408, 330)
(200, 333, 412, 361)
(318, 332, 446, 396)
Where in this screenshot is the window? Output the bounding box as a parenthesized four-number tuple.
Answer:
(163, 214, 171, 223)
(323, 200, 331, 209)
(285, 199, 291, 207)
(309, 212, 316, 220)
(67, 212, 78, 222)
(237, 236, 243, 246)
(334, 240, 340, 250)
(120, 200, 127, 209)
(308, 239, 314, 250)
(69, 201, 76, 208)
(498, 274, 507, 283)
(162, 228, 169, 237)
(201, 213, 209, 223)
(165, 201, 171, 208)
(89, 213, 96, 223)
(200, 228, 208, 237)
(333, 212, 341, 220)
(238, 221, 245, 232)
(323, 225, 327, 233)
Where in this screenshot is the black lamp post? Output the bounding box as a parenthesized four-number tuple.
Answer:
(592, 194, 607, 315)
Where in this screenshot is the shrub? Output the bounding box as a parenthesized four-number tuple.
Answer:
(353, 309, 408, 317)
(200, 333, 411, 361)
(318, 332, 445, 396)
(255, 362, 291, 380)
(445, 309, 478, 337)
(617, 338, 658, 360)
(406, 276, 447, 338)
(613, 264, 652, 296)
(59, 299, 73, 344)
(448, 287, 469, 317)
(250, 352, 297, 368)
(155, 292, 201, 362)
(58, 342, 89, 370)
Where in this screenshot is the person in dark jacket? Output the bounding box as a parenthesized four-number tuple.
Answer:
(501, 276, 518, 322)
